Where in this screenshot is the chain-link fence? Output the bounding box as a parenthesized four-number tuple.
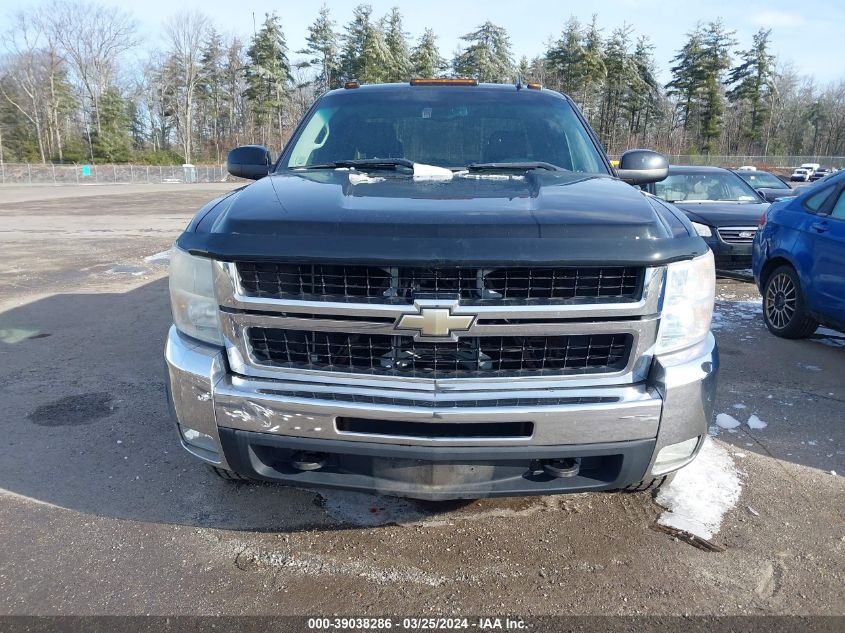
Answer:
(3, 156, 845, 185)
(0, 162, 230, 185)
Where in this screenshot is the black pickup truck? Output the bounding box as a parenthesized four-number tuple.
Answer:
(165, 81, 718, 500)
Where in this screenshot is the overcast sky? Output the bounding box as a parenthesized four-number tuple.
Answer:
(3, 0, 842, 85)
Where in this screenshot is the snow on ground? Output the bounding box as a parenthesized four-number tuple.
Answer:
(747, 414, 768, 430)
(812, 328, 845, 349)
(656, 437, 742, 541)
(144, 249, 171, 265)
(711, 298, 762, 332)
(715, 413, 741, 429)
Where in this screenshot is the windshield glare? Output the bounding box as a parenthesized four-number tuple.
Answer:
(654, 172, 761, 203)
(736, 171, 788, 189)
(283, 88, 607, 174)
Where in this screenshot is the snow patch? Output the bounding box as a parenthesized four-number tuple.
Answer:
(348, 172, 385, 185)
(144, 249, 171, 264)
(656, 437, 742, 541)
(413, 163, 454, 181)
(715, 413, 741, 429)
(747, 414, 768, 430)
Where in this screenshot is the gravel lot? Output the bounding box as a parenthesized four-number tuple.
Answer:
(0, 184, 842, 617)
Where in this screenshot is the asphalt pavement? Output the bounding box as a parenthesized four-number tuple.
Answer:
(0, 184, 842, 617)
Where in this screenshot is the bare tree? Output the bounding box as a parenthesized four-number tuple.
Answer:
(163, 11, 209, 163)
(45, 0, 137, 136)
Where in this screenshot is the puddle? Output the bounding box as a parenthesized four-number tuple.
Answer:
(28, 392, 114, 427)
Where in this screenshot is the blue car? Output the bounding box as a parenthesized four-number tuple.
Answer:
(753, 171, 845, 338)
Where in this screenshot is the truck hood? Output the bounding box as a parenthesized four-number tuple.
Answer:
(178, 170, 706, 266)
(671, 201, 770, 227)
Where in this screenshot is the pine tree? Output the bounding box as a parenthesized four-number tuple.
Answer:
(410, 29, 445, 78)
(598, 25, 636, 146)
(383, 7, 410, 82)
(245, 12, 291, 146)
(339, 5, 391, 83)
(579, 15, 606, 119)
(91, 87, 131, 162)
(626, 36, 661, 138)
(299, 5, 340, 92)
(452, 21, 514, 83)
(727, 28, 775, 149)
(698, 20, 736, 152)
(546, 17, 585, 95)
(199, 28, 225, 160)
(665, 25, 706, 149)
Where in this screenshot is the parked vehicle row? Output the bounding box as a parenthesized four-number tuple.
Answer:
(643, 166, 768, 270)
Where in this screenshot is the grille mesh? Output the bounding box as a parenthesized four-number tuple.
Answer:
(248, 328, 633, 378)
(717, 227, 758, 244)
(236, 263, 643, 304)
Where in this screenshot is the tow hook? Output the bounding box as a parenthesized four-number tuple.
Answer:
(542, 458, 580, 478)
(290, 451, 328, 471)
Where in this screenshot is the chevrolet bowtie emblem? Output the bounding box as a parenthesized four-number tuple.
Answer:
(396, 307, 475, 338)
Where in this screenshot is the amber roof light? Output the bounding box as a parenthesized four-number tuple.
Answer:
(526, 82, 542, 90)
(410, 78, 478, 86)
(344, 80, 360, 89)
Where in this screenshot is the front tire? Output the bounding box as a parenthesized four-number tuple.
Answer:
(620, 472, 675, 493)
(207, 464, 251, 482)
(762, 265, 818, 339)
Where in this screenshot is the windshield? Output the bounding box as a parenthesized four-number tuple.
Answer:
(654, 171, 762, 203)
(735, 171, 789, 189)
(282, 87, 607, 173)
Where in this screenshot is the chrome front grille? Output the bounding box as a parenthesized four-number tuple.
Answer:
(247, 328, 633, 378)
(215, 261, 664, 391)
(717, 226, 758, 244)
(235, 262, 644, 305)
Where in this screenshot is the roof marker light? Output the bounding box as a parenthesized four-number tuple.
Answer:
(527, 82, 542, 90)
(344, 80, 359, 89)
(410, 78, 478, 86)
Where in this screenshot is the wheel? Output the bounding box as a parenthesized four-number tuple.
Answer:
(206, 464, 251, 482)
(762, 265, 818, 339)
(620, 472, 675, 493)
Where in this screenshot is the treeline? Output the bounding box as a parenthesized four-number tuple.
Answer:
(2, 1, 844, 165)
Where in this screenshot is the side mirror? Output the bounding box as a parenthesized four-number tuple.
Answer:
(227, 145, 273, 180)
(616, 149, 669, 185)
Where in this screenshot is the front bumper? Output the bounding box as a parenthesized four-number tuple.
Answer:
(704, 236, 753, 270)
(165, 327, 718, 499)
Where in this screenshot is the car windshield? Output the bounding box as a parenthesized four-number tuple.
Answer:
(654, 172, 761, 203)
(735, 171, 789, 189)
(281, 87, 607, 173)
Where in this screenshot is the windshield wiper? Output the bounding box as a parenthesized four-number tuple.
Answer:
(467, 161, 568, 172)
(294, 158, 415, 171)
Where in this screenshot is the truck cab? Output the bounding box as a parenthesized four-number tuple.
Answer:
(165, 81, 717, 500)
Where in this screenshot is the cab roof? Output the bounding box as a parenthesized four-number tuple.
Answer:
(324, 81, 567, 99)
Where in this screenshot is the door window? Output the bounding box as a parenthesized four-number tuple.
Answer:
(830, 190, 845, 220)
(805, 186, 834, 212)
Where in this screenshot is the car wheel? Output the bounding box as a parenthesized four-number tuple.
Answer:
(763, 265, 818, 338)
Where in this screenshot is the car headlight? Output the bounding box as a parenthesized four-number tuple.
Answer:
(690, 222, 712, 237)
(169, 247, 223, 345)
(655, 251, 715, 354)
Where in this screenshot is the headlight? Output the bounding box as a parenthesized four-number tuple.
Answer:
(169, 247, 223, 345)
(655, 251, 715, 354)
(690, 222, 712, 237)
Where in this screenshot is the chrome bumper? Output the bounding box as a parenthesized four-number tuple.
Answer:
(165, 326, 717, 484)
